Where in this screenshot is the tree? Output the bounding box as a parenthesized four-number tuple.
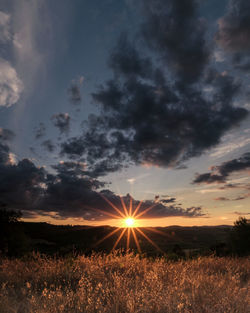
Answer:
(229, 217, 250, 256)
(0, 207, 22, 223)
(0, 205, 29, 256)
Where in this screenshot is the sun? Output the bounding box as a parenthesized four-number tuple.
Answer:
(125, 217, 135, 227)
(94, 193, 164, 253)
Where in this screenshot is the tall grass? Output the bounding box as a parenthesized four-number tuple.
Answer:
(0, 252, 249, 313)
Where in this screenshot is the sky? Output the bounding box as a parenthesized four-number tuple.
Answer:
(0, 0, 250, 227)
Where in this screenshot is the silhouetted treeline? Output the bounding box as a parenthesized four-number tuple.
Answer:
(0, 206, 30, 256)
(0, 208, 249, 258)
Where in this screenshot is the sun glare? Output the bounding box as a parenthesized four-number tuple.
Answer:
(125, 217, 135, 227)
(94, 193, 163, 253)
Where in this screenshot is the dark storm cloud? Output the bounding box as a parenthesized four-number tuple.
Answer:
(193, 172, 226, 184)
(0, 128, 15, 141)
(109, 33, 153, 79)
(216, 0, 250, 53)
(42, 140, 55, 153)
(59, 0, 248, 175)
(0, 142, 205, 220)
(193, 152, 250, 184)
(61, 70, 247, 173)
(0, 143, 47, 210)
(141, 0, 209, 83)
(51, 113, 70, 134)
(60, 137, 85, 158)
(215, 0, 250, 71)
(233, 53, 250, 71)
(41, 161, 205, 220)
(34, 123, 46, 139)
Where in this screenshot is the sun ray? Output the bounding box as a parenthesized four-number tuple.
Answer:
(126, 228, 131, 251)
(90, 191, 168, 254)
(119, 195, 129, 217)
(94, 227, 121, 246)
(136, 227, 164, 253)
(87, 206, 121, 220)
(131, 228, 141, 253)
(143, 227, 168, 237)
(129, 195, 133, 216)
(99, 193, 126, 218)
(134, 202, 157, 219)
(112, 228, 127, 251)
(132, 200, 143, 218)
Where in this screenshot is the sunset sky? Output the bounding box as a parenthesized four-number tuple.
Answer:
(0, 0, 250, 227)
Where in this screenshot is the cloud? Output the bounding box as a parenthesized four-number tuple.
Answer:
(193, 173, 226, 184)
(0, 11, 11, 43)
(60, 137, 85, 158)
(160, 198, 176, 204)
(46, 164, 205, 220)
(193, 152, 250, 184)
(214, 192, 250, 201)
(34, 123, 46, 140)
(141, 0, 209, 83)
(234, 211, 250, 216)
(0, 142, 47, 210)
(0, 128, 15, 141)
(0, 58, 23, 107)
(12, 0, 51, 91)
(68, 76, 84, 104)
(109, 33, 153, 79)
(42, 140, 55, 153)
(60, 0, 248, 176)
(51, 113, 70, 134)
(0, 142, 205, 220)
(216, 0, 250, 53)
(215, 0, 250, 71)
(210, 136, 250, 158)
(214, 197, 230, 201)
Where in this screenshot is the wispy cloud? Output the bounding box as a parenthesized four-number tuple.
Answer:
(12, 0, 52, 91)
(0, 58, 23, 107)
(193, 152, 250, 184)
(68, 76, 84, 105)
(210, 135, 250, 158)
(0, 11, 11, 43)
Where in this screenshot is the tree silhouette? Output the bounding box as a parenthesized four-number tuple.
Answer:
(0, 204, 29, 256)
(229, 217, 250, 256)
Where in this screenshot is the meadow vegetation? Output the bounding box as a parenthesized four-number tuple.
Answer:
(0, 252, 249, 313)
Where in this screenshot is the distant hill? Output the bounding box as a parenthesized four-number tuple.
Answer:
(15, 222, 232, 256)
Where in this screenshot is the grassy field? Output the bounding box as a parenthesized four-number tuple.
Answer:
(0, 253, 249, 313)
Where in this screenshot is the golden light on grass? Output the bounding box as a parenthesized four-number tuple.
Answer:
(94, 193, 164, 253)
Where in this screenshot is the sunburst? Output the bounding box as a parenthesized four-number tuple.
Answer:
(94, 193, 164, 253)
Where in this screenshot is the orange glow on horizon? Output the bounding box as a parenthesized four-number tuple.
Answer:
(124, 217, 135, 227)
(92, 193, 160, 253)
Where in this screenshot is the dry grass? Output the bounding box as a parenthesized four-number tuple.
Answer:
(0, 252, 249, 313)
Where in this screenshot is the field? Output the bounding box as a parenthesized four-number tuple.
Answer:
(0, 253, 249, 313)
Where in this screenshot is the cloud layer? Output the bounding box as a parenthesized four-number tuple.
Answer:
(216, 0, 250, 70)
(60, 0, 248, 177)
(193, 152, 250, 184)
(51, 113, 71, 135)
(0, 140, 205, 220)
